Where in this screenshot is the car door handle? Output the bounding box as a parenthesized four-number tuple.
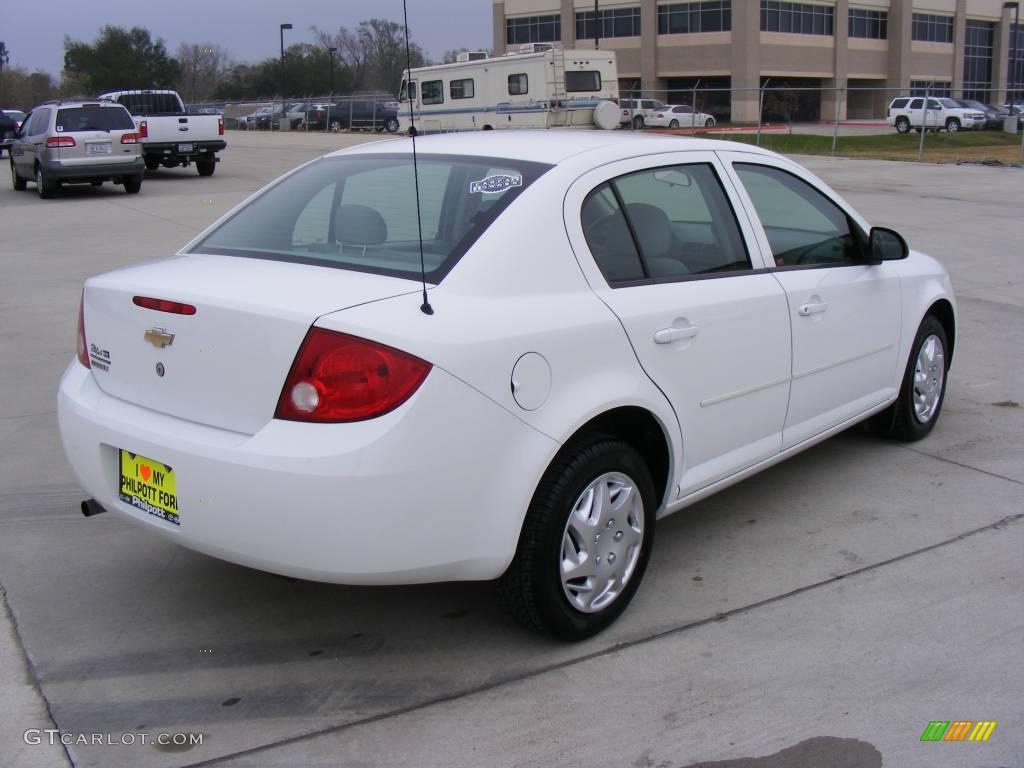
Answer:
(654, 326, 699, 344)
(798, 302, 829, 316)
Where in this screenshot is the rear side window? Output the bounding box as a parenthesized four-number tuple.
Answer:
(565, 71, 602, 92)
(27, 109, 51, 134)
(508, 73, 528, 95)
(192, 154, 551, 283)
(582, 164, 750, 284)
(116, 93, 182, 115)
(890, 98, 909, 110)
(56, 107, 134, 132)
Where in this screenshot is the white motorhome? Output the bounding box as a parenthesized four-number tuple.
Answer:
(398, 44, 620, 133)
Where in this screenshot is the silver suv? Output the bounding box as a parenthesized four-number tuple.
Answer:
(8, 99, 145, 198)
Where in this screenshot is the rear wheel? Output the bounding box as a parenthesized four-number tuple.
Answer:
(945, 117, 961, 132)
(498, 438, 656, 641)
(385, 117, 400, 133)
(669, 119, 679, 129)
(872, 315, 949, 442)
(144, 156, 160, 171)
(196, 159, 216, 177)
(122, 175, 142, 194)
(35, 164, 56, 199)
(631, 115, 644, 130)
(895, 117, 910, 134)
(10, 160, 27, 191)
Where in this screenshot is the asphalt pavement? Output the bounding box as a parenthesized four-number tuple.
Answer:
(0, 129, 1021, 768)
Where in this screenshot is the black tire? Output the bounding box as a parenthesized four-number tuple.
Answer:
(196, 159, 216, 177)
(35, 164, 56, 199)
(945, 118, 960, 133)
(895, 117, 910, 134)
(704, 117, 715, 128)
(385, 117, 400, 133)
(872, 315, 949, 442)
(631, 115, 644, 130)
(669, 119, 679, 129)
(498, 438, 657, 641)
(10, 160, 27, 191)
(122, 175, 142, 194)
(144, 156, 160, 171)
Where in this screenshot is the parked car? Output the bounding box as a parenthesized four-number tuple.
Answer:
(0, 109, 25, 157)
(619, 98, 667, 129)
(328, 99, 400, 132)
(646, 104, 717, 129)
(954, 99, 1002, 129)
(60, 132, 955, 640)
(887, 96, 985, 133)
(100, 89, 226, 175)
(8, 99, 144, 198)
(297, 103, 335, 130)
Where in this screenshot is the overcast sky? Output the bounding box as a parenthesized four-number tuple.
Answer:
(2, 0, 493, 75)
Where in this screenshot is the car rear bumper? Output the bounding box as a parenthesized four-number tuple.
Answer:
(42, 157, 144, 180)
(142, 140, 226, 157)
(58, 361, 557, 585)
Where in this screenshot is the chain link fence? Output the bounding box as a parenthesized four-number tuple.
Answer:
(190, 93, 400, 134)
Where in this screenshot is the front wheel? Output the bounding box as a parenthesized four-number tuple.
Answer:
(873, 315, 949, 441)
(895, 117, 910, 134)
(945, 118, 961, 132)
(498, 438, 656, 641)
(704, 117, 715, 128)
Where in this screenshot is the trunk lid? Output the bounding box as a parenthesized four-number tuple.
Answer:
(83, 254, 420, 434)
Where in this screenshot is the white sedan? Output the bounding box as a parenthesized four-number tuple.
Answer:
(59, 133, 955, 640)
(647, 104, 717, 129)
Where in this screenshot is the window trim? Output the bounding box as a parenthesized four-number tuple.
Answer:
(582, 161, 755, 288)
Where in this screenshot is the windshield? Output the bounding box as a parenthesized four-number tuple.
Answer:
(56, 107, 134, 132)
(191, 153, 551, 282)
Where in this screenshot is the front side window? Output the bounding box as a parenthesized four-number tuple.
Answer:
(399, 80, 417, 102)
(734, 163, 864, 267)
(508, 73, 529, 95)
(191, 154, 551, 283)
(582, 163, 751, 284)
(450, 78, 475, 100)
(421, 81, 443, 105)
(565, 71, 602, 92)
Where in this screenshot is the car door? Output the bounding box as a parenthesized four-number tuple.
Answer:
(720, 152, 901, 449)
(564, 152, 792, 497)
(13, 108, 47, 176)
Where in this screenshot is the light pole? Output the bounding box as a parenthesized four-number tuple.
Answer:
(279, 23, 293, 62)
(593, 0, 600, 49)
(328, 46, 338, 95)
(1005, 3, 1020, 108)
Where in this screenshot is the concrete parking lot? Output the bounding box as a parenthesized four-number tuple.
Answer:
(1, 130, 1021, 768)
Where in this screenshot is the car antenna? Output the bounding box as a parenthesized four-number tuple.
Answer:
(403, 0, 434, 316)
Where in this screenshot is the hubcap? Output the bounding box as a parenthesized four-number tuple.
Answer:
(913, 334, 945, 424)
(560, 472, 644, 614)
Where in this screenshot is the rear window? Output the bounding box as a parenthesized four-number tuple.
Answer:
(565, 71, 602, 92)
(56, 106, 134, 133)
(116, 93, 182, 116)
(191, 154, 551, 282)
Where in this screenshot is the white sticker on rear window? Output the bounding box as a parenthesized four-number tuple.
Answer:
(470, 174, 522, 194)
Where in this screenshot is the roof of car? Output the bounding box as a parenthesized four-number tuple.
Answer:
(334, 130, 774, 166)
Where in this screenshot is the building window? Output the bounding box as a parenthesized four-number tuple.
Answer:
(1010, 23, 1024, 102)
(848, 8, 887, 40)
(760, 2, 834, 36)
(506, 15, 561, 45)
(657, 1, 732, 34)
(962, 20, 995, 102)
(911, 13, 953, 43)
(910, 80, 951, 97)
(577, 7, 642, 39)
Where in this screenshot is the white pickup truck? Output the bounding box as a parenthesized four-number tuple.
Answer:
(98, 90, 226, 175)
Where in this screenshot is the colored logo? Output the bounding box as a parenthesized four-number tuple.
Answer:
(920, 721, 997, 742)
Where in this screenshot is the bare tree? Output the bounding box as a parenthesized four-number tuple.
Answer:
(312, 19, 426, 94)
(175, 42, 232, 104)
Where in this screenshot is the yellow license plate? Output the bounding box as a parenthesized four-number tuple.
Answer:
(118, 450, 179, 525)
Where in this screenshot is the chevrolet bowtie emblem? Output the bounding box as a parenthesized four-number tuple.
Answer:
(144, 328, 175, 349)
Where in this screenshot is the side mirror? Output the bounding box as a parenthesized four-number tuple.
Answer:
(869, 227, 909, 261)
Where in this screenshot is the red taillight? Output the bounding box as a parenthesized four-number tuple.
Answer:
(77, 293, 90, 369)
(218, 118, 224, 136)
(139, 120, 148, 138)
(120, 133, 141, 144)
(275, 328, 431, 423)
(133, 296, 197, 315)
(46, 136, 76, 148)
